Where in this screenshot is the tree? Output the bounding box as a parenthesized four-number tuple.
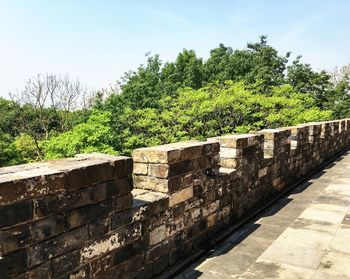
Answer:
(1, 36, 343, 166)
(9, 73, 95, 158)
(13, 133, 39, 163)
(204, 44, 233, 83)
(162, 49, 204, 90)
(328, 64, 350, 118)
(0, 134, 22, 167)
(286, 56, 333, 108)
(117, 54, 163, 110)
(47, 81, 332, 158)
(43, 110, 116, 159)
(229, 36, 290, 90)
(0, 98, 21, 136)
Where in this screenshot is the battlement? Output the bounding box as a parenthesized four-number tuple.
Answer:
(1, 119, 350, 278)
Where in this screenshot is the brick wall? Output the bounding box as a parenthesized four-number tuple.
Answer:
(1, 119, 350, 278)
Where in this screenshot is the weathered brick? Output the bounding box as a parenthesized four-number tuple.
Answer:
(114, 193, 133, 212)
(112, 240, 145, 266)
(25, 261, 51, 279)
(66, 199, 113, 229)
(146, 239, 173, 264)
(51, 250, 80, 277)
(149, 225, 166, 246)
(169, 186, 193, 207)
(105, 177, 133, 197)
(148, 164, 170, 178)
(33, 184, 111, 218)
(0, 223, 30, 255)
(208, 134, 261, 148)
(29, 226, 88, 267)
(151, 255, 169, 275)
(133, 141, 219, 164)
(53, 157, 116, 191)
(55, 265, 90, 279)
(88, 217, 110, 239)
(133, 175, 168, 192)
(0, 199, 32, 229)
(30, 214, 65, 243)
(110, 210, 135, 231)
(169, 240, 193, 265)
(133, 162, 148, 175)
(0, 249, 27, 277)
(133, 191, 169, 217)
(77, 154, 133, 178)
(0, 171, 65, 205)
(65, 166, 91, 191)
(80, 223, 141, 262)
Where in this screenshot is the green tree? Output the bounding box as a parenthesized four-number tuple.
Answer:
(230, 36, 290, 90)
(61, 81, 332, 158)
(0, 134, 22, 167)
(162, 49, 204, 90)
(43, 110, 116, 159)
(286, 56, 333, 109)
(13, 134, 41, 163)
(0, 98, 21, 136)
(204, 44, 233, 83)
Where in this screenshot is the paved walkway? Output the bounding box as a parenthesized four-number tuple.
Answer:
(177, 151, 350, 279)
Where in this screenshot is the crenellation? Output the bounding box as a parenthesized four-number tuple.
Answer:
(0, 119, 349, 278)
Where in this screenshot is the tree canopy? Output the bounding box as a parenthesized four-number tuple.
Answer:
(1, 37, 349, 166)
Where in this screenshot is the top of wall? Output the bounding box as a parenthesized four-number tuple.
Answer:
(1, 119, 349, 205)
(0, 153, 132, 205)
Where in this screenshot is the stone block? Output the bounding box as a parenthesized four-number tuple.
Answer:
(146, 239, 173, 264)
(169, 186, 193, 207)
(76, 153, 133, 178)
(132, 190, 169, 216)
(51, 250, 80, 277)
(0, 223, 30, 256)
(149, 225, 167, 246)
(80, 223, 141, 262)
(258, 167, 268, 178)
(148, 164, 170, 178)
(33, 187, 93, 218)
(25, 261, 51, 279)
(0, 249, 28, 277)
(0, 168, 65, 205)
(88, 217, 110, 239)
(133, 163, 148, 175)
(0, 199, 32, 229)
(114, 193, 133, 212)
(30, 214, 65, 243)
(132, 141, 219, 164)
(220, 147, 242, 158)
(134, 171, 203, 193)
(93, 177, 133, 199)
(66, 199, 113, 229)
(208, 134, 261, 148)
(29, 226, 88, 267)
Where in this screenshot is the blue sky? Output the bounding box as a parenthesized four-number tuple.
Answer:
(0, 0, 349, 98)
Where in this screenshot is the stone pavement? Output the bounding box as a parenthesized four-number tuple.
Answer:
(177, 151, 350, 279)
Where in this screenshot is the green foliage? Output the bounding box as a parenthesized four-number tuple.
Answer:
(0, 134, 22, 167)
(286, 56, 333, 108)
(231, 36, 290, 90)
(1, 37, 349, 166)
(0, 98, 20, 136)
(329, 67, 350, 118)
(13, 134, 40, 163)
(43, 110, 116, 159)
(83, 82, 332, 155)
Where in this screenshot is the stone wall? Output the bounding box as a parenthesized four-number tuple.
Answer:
(1, 119, 349, 278)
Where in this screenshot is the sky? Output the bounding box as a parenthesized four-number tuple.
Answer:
(0, 0, 350, 98)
